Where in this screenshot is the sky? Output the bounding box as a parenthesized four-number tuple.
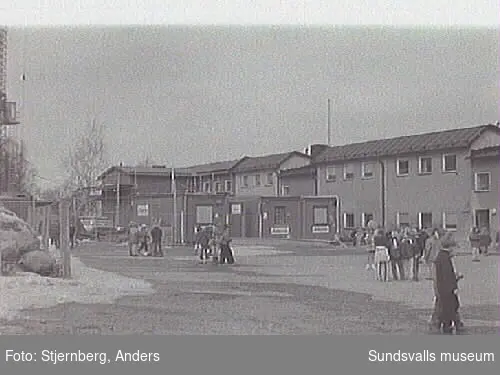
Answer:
(0, 2, 499, 189)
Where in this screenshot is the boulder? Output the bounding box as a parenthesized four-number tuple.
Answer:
(0, 206, 41, 264)
(18, 250, 57, 277)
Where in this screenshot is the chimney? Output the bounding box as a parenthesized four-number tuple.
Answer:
(309, 144, 330, 159)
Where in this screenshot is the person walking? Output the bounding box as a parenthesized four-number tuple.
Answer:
(137, 224, 150, 256)
(127, 222, 139, 257)
(373, 228, 390, 281)
(389, 231, 405, 281)
(150, 224, 163, 257)
(198, 227, 211, 263)
(479, 227, 491, 256)
(424, 229, 441, 281)
(433, 245, 464, 334)
(219, 225, 235, 265)
(194, 225, 202, 255)
(469, 227, 481, 262)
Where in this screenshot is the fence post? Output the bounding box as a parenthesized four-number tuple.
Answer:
(59, 199, 71, 278)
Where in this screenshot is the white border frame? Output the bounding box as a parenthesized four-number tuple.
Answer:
(396, 158, 409, 176)
(474, 172, 491, 192)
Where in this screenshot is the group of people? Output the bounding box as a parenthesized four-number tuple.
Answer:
(365, 225, 496, 334)
(127, 222, 164, 257)
(194, 224, 235, 265)
(367, 227, 431, 282)
(469, 226, 493, 261)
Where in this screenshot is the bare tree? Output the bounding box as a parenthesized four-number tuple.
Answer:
(62, 118, 108, 223)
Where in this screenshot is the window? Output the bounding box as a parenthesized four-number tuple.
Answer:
(474, 172, 490, 192)
(274, 206, 287, 225)
(242, 175, 249, 187)
(397, 159, 409, 176)
(326, 166, 336, 182)
(313, 207, 328, 225)
(418, 212, 433, 230)
(361, 213, 373, 227)
(418, 156, 432, 174)
(343, 163, 354, 180)
(281, 185, 290, 196)
(203, 181, 211, 192)
(361, 162, 374, 179)
(266, 173, 274, 185)
(215, 182, 222, 193)
(343, 213, 355, 229)
(443, 212, 458, 231)
(255, 174, 261, 186)
(196, 206, 213, 224)
(396, 212, 410, 228)
(224, 180, 232, 192)
(442, 154, 457, 173)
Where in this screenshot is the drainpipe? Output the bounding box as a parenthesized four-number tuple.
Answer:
(378, 159, 386, 228)
(332, 194, 340, 234)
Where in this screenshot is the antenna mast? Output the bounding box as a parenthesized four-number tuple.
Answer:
(327, 98, 332, 145)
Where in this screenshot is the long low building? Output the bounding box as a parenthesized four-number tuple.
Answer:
(96, 123, 499, 243)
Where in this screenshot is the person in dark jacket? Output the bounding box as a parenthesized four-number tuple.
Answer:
(433, 247, 464, 333)
(198, 227, 211, 263)
(69, 224, 76, 248)
(219, 225, 235, 265)
(478, 227, 491, 256)
(150, 224, 163, 257)
(389, 231, 405, 280)
(194, 225, 202, 255)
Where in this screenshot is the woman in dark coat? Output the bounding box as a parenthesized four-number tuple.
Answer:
(434, 247, 463, 333)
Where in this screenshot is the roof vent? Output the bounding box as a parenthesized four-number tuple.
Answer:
(152, 165, 167, 169)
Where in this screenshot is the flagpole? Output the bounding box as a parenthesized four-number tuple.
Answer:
(172, 165, 177, 244)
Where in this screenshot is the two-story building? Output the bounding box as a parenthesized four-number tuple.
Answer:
(312, 124, 500, 240)
(186, 158, 244, 194)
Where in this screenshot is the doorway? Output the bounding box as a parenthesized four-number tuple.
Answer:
(475, 209, 490, 230)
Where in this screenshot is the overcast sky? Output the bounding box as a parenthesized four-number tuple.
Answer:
(0, 3, 499, 189)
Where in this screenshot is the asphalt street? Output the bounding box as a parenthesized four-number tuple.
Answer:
(1, 240, 498, 335)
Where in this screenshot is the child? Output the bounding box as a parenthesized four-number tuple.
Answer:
(373, 229, 390, 281)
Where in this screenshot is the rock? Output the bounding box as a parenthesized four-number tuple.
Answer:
(0, 206, 41, 265)
(18, 250, 57, 277)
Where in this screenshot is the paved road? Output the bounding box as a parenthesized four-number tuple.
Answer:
(1, 240, 498, 335)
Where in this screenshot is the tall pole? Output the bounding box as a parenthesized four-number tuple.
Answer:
(172, 166, 177, 244)
(327, 98, 332, 145)
(59, 199, 71, 278)
(116, 169, 120, 227)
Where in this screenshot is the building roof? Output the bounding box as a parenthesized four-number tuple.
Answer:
(186, 158, 245, 175)
(231, 151, 309, 173)
(314, 124, 500, 164)
(280, 165, 316, 177)
(98, 165, 192, 180)
(470, 145, 500, 159)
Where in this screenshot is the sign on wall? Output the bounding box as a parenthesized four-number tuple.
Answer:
(196, 205, 213, 224)
(271, 226, 290, 235)
(312, 225, 330, 234)
(231, 204, 242, 215)
(137, 204, 149, 217)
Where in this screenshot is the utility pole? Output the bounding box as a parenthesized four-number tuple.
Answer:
(171, 166, 177, 244)
(115, 169, 120, 227)
(59, 199, 71, 278)
(327, 98, 332, 146)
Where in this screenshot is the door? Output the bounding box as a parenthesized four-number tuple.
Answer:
(475, 209, 490, 230)
(228, 203, 243, 237)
